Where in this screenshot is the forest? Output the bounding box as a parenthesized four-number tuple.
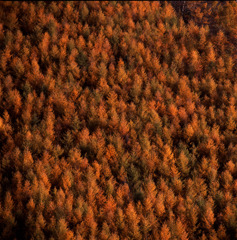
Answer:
(0, 1, 237, 239)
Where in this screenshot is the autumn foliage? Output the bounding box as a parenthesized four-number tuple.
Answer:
(0, 1, 237, 239)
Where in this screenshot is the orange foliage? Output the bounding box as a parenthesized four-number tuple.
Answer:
(0, 1, 236, 239)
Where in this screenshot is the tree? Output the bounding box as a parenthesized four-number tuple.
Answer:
(7, 89, 22, 115)
(126, 203, 141, 239)
(203, 203, 215, 230)
(175, 218, 189, 240)
(1, 192, 16, 239)
(177, 151, 190, 176)
(160, 223, 171, 240)
(85, 206, 97, 238)
(23, 149, 34, 170)
(55, 218, 74, 240)
(155, 193, 165, 217)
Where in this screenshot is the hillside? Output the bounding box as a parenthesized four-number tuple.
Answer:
(0, 1, 237, 239)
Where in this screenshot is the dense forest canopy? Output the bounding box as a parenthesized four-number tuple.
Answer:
(0, 1, 237, 239)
